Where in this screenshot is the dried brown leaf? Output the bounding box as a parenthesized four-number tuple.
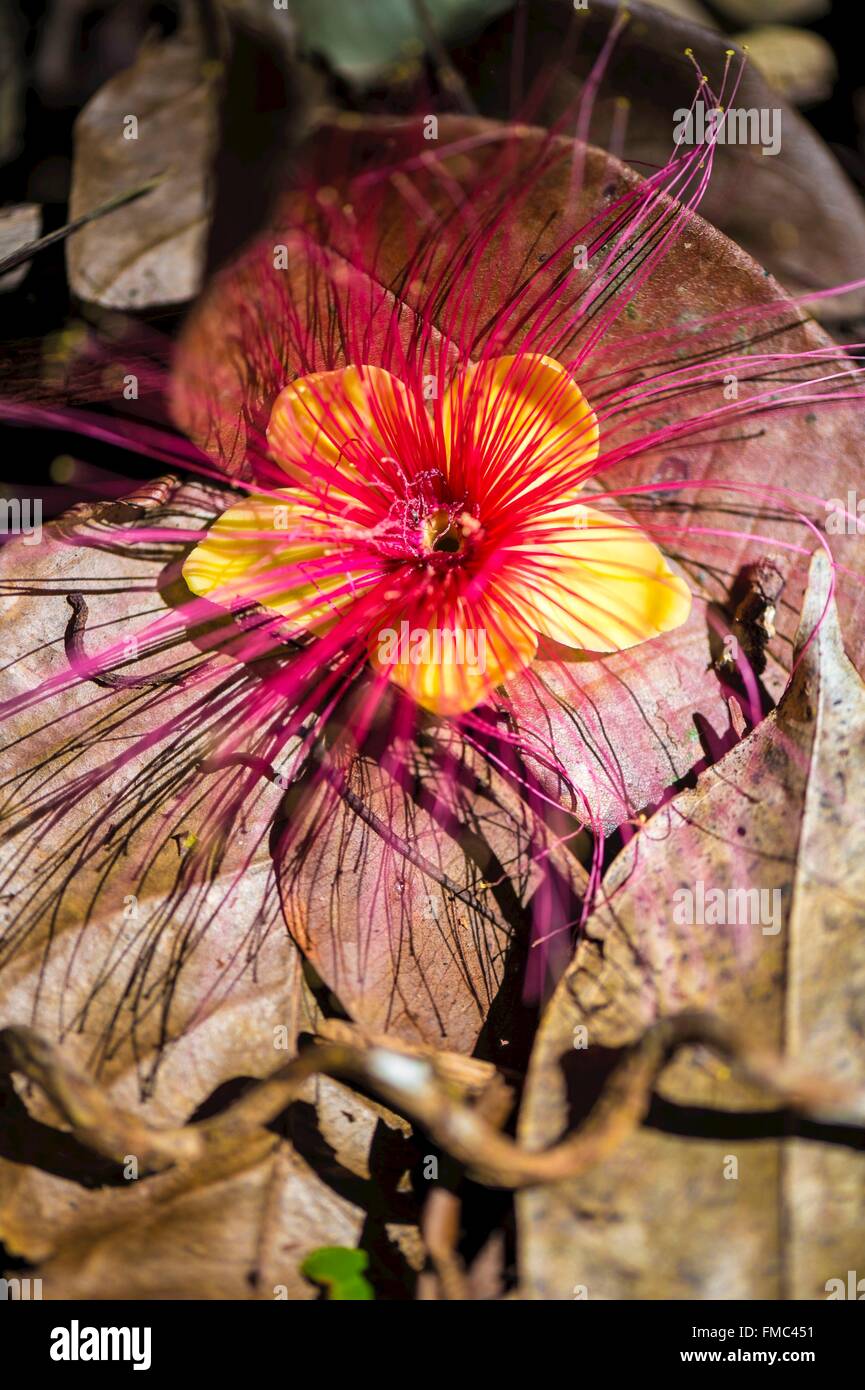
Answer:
(0, 478, 421, 1290)
(517, 550, 865, 1298)
(275, 743, 586, 1060)
(66, 15, 217, 308)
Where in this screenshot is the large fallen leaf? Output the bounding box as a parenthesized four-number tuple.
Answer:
(275, 739, 585, 1059)
(517, 550, 865, 1298)
(7, 1128, 417, 1300)
(0, 477, 288, 1099)
(66, 12, 218, 308)
(504, 609, 775, 835)
(0, 478, 421, 1292)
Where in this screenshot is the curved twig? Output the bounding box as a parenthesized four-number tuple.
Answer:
(64, 592, 189, 690)
(2, 1011, 862, 1191)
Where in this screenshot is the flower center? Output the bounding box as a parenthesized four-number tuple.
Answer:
(371, 480, 481, 566)
(422, 508, 463, 555)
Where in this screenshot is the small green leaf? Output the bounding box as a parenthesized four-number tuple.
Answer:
(301, 1247, 375, 1300)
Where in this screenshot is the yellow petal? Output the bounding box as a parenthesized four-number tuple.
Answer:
(266, 365, 411, 517)
(182, 491, 373, 631)
(510, 504, 691, 651)
(443, 353, 599, 506)
(370, 597, 537, 716)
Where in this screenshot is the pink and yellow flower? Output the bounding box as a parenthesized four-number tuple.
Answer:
(182, 352, 691, 716)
